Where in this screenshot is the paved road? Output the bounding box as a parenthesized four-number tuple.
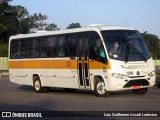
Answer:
(0, 77, 160, 120)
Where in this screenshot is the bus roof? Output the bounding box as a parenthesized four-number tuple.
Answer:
(97, 25, 136, 31)
(9, 25, 136, 40)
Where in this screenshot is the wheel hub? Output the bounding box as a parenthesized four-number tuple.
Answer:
(97, 82, 105, 94)
(35, 81, 40, 90)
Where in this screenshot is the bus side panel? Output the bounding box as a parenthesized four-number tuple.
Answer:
(25, 60, 53, 87)
(55, 69, 79, 89)
(9, 69, 18, 84)
(9, 60, 31, 85)
(89, 59, 111, 90)
(52, 59, 79, 88)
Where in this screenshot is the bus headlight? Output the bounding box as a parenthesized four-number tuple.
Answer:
(112, 73, 127, 79)
(148, 71, 155, 77)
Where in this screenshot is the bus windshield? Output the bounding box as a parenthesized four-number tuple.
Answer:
(101, 30, 151, 62)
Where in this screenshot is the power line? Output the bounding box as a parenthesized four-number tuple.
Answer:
(141, 0, 160, 8)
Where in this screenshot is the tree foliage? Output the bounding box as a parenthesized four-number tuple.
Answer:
(0, 43, 8, 56)
(141, 31, 160, 59)
(0, 0, 58, 43)
(66, 23, 81, 29)
(28, 13, 48, 32)
(0, 0, 59, 56)
(0, 0, 18, 42)
(45, 23, 60, 31)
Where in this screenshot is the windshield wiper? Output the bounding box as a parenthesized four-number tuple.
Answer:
(125, 47, 129, 63)
(128, 42, 147, 62)
(121, 38, 130, 63)
(121, 31, 147, 62)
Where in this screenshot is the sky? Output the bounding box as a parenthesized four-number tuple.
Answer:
(10, 0, 160, 38)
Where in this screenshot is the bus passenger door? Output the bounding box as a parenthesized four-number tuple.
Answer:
(77, 34, 90, 89)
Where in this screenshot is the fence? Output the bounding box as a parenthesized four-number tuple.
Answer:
(0, 57, 8, 70)
(0, 57, 9, 78)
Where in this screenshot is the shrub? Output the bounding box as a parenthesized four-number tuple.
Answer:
(0, 43, 8, 57)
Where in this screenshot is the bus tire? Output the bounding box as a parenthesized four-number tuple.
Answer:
(94, 77, 110, 97)
(132, 88, 148, 95)
(33, 76, 45, 93)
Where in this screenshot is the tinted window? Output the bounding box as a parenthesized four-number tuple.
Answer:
(67, 35, 77, 57)
(88, 31, 107, 64)
(10, 40, 25, 59)
(26, 38, 40, 58)
(10, 34, 79, 59)
(41, 36, 57, 57)
(57, 34, 77, 57)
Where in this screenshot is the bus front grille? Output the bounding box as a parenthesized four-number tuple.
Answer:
(123, 79, 149, 88)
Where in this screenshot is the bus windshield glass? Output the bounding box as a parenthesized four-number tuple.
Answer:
(101, 30, 151, 62)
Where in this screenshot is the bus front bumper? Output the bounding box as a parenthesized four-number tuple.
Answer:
(106, 76, 156, 91)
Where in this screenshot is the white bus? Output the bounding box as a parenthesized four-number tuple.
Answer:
(9, 25, 156, 97)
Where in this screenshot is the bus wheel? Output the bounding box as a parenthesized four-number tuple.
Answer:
(94, 77, 110, 97)
(33, 76, 45, 93)
(132, 88, 148, 95)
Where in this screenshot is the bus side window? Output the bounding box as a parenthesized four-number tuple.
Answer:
(26, 38, 40, 58)
(89, 32, 107, 64)
(31, 49, 39, 58)
(58, 47, 65, 57)
(10, 40, 26, 59)
(10, 40, 18, 59)
(41, 36, 57, 58)
(67, 34, 77, 57)
(58, 36, 66, 57)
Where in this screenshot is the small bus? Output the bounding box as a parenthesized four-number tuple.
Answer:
(9, 25, 156, 97)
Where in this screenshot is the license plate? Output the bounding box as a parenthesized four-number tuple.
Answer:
(132, 85, 141, 89)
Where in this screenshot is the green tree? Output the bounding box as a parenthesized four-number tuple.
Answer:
(141, 31, 160, 59)
(0, 0, 18, 42)
(13, 5, 29, 34)
(66, 23, 81, 29)
(0, 23, 6, 36)
(45, 23, 60, 31)
(13, 5, 28, 20)
(29, 13, 48, 32)
(0, 0, 58, 56)
(0, 43, 8, 56)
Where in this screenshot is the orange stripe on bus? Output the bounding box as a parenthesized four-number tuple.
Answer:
(9, 59, 111, 69)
